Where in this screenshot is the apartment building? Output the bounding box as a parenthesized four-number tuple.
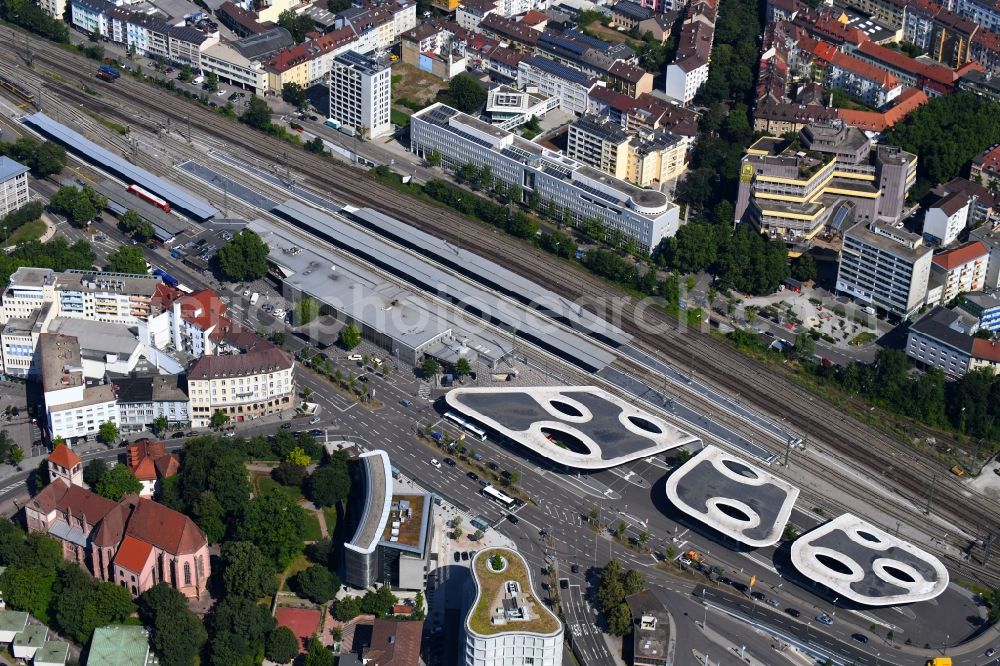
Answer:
(958, 291, 1000, 331)
(816, 46, 904, 108)
(836, 221, 932, 318)
(186, 345, 295, 427)
(0, 158, 30, 219)
(113, 375, 191, 433)
(329, 51, 392, 139)
(906, 305, 1000, 376)
(566, 116, 685, 187)
(948, 0, 1000, 36)
(753, 102, 839, 135)
(923, 190, 971, 246)
(411, 103, 680, 253)
(663, 14, 714, 104)
(971, 143, 1000, 189)
(927, 240, 989, 305)
(735, 121, 917, 246)
(457, 0, 498, 30)
(517, 56, 599, 116)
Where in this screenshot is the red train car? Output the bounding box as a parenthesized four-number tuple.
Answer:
(127, 184, 170, 213)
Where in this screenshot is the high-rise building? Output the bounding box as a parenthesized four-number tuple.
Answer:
(836, 221, 932, 318)
(464, 548, 563, 666)
(328, 51, 392, 139)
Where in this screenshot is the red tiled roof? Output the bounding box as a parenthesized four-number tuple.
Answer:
(267, 27, 357, 73)
(974, 144, 1000, 174)
(836, 86, 927, 131)
(124, 497, 207, 555)
(29, 481, 119, 525)
(132, 457, 158, 482)
(187, 345, 293, 380)
(154, 454, 181, 479)
(972, 338, 1000, 363)
(854, 41, 956, 87)
(590, 85, 637, 112)
(826, 49, 901, 90)
(114, 534, 154, 573)
(932, 241, 988, 270)
(176, 289, 226, 332)
(276, 608, 322, 652)
(363, 619, 424, 666)
(519, 9, 548, 25)
(49, 444, 80, 470)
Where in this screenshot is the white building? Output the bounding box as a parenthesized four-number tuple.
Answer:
(0, 157, 30, 218)
(464, 548, 562, 666)
(923, 189, 971, 247)
(329, 51, 392, 139)
(927, 240, 989, 305)
(457, 0, 498, 30)
(517, 56, 598, 117)
(113, 375, 190, 432)
(39, 333, 120, 443)
(411, 103, 681, 253)
(906, 305, 1000, 377)
(663, 15, 713, 105)
(199, 43, 268, 94)
(836, 221, 932, 318)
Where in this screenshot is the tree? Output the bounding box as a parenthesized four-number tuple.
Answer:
(421, 356, 439, 377)
(272, 461, 307, 487)
(119, 209, 154, 241)
(0, 565, 56, 621)
(793, 331, 816, 361)
(236, 493, 309, 568)
(105, 245, 148, 274)
(97, 420, 118, 444)
(218, 230, 269, 282)
(293, 564, 340, 603)
(210, 409, 230, 429)
(282, 83, 308, 108)
(192, 490, 227, 544)
(277, 9, 317, 42)
(790, 252, 817, 282)
(151, 415, 169, 435)
(9, 446, 22, 466)
(339, 323, 361, 349)
(622, 569, 645, 596)
(208, 596, 275, 666)
(306, 459, 351, 507)
(96, 464, 142, 501)
(70, 194, 97, 228)
(446, 74, 487, 114)
(178, 64, 193, 81)
(138, 584, 208, 666)
(607, 603, 633, 636)
(206, 72, 219, 92)
(297, 297, 319, 325)
(54, 577, 135, 644)
(240, 96, 273, 132)
(588, 507, 599, 524)
(359, 585, 397, 617)
(221, 541, 277, 600)
(333, 596, 362, 621)
(304, 136, 325, 154)
(84, 458, 107, 488)
(455, 357, 471, 377)
(29, 141, 66, 177)
(266, 626, 300, 664)
(303, 637, 335, 666)
(426, 150, 442, 167)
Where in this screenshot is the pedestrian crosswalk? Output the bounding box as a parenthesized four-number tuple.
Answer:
(417, 383, 431, 401)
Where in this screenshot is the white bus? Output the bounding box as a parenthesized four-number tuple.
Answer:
(482, 485, 516, 510)
(444, 411, 487, 441)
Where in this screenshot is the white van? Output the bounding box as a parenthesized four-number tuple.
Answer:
(192, 74, 204, 84)
(249, 292, 260, 305)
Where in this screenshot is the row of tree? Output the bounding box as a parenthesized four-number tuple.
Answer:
(594, 560, 645, 637)
(217, 229, 270, 282)
(0, 137, 67, 178)
(0, 237, 96, 286)
(49, 185, 106, 228)
(0, 0, 70, 43)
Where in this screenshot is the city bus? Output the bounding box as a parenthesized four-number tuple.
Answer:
(444, 411, 486, 440)
(482, 485, 516, 510)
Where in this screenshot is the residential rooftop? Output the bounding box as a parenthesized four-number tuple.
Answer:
(38, 333, 84, 394)
(88, 625, 156, 666)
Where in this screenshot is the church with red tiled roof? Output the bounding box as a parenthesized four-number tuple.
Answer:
(24, 449, 209, 599)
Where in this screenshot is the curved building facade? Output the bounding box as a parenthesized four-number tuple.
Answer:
(464, 548, 563, 666)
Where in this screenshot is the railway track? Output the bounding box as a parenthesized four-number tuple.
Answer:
(7, 40, 1000, 572)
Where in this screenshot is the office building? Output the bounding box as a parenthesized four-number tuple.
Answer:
(0, 157, 30, 219)
(517, 56, 599, 116)
(927, 240, 989, 305)
(906, 305, 1000, 376)
(735, 121, 917, 247)
(464, 548, 563, 666)
(186, 344, 294, 427)
(958, 291, 1000, 332)
(344, 451, 435, 591)
(836, 221, 932, 318)
(329, 51, 392, 139)
(39, 333, 121, 443)
(566, 116, 686, 186)
(411, 103, 680, 253)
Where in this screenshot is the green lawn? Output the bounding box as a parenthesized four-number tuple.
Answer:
(280, 553, 311, 591)
(3, 220, 45, 247)
(322, 506, 337, 534)
(255, 474, 303, 504)
(301, 512, 322, 542)
(391, 107, 411, 128)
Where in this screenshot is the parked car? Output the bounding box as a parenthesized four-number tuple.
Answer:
(453, 552, 460, 562)
(348, 354, 363, 361)
(571, 564, 580, 574)
(309, 417, 321, 424)
(171, 432, 185, 439)
(751, 591, 766, 601)
(460, 551, 469, 561)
